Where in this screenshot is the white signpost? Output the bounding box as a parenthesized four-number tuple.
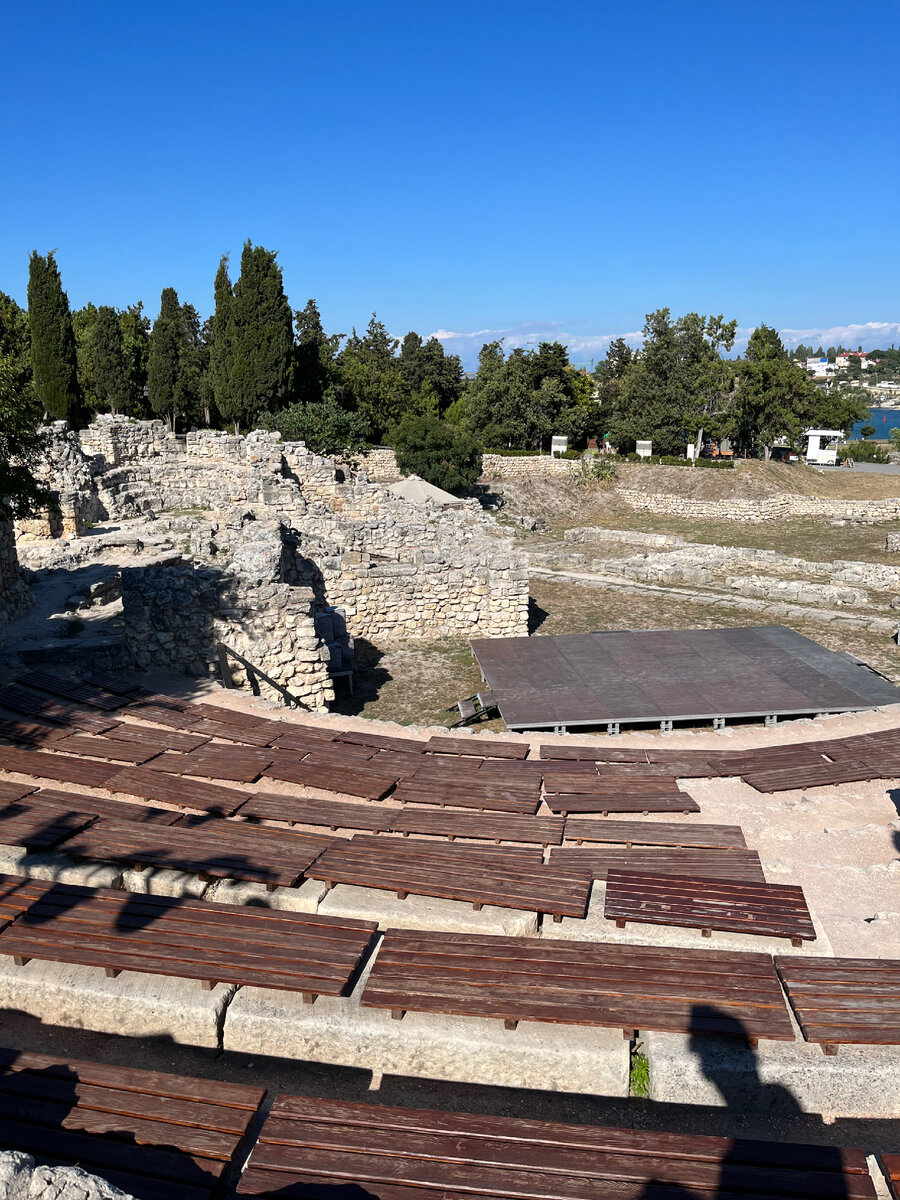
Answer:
(636, 440, 653, 459)
(551, 435, 568, 457)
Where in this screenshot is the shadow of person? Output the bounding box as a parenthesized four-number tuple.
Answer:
(636, 1004, 852, 1200)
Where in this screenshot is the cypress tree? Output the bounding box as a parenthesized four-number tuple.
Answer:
(27, 250, 83, 423)
(147, 287, 186, 430)
(91, 305, 129, 414)
(227, 240, 294, 430)
(209, 255, 236, 425)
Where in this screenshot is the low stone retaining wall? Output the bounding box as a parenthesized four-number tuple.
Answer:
(618, 488, 900, 523)
(481, 454, 581, 480)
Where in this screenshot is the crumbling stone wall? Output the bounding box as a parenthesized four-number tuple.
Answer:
(618, 488, 900, 523)
(0, 518, 30, 636)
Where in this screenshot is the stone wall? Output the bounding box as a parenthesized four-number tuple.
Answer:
(0, 518, 30, 637)
(617, 487, 900, 523)
(357, 446, 584, 483)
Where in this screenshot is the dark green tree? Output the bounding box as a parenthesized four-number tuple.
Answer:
(261, 395, 368, 456)
(0, 312, 50, 515)
(337, 314, 401, 439)
(90, 305, 129, 414)
(226, 240, 294, 429)
(390, 411, 482, 494)
(733, 324, 820, 457)
(147, 287, 187, 429)
(27, 250, 83, 424)
(294, 298, 341, 406)
(814, 384, 870, 434)
(396, 332, 463, 414)
(208, 255, 236, 424)
(119, 302, 152, 416)
(175, 302, 210, 427)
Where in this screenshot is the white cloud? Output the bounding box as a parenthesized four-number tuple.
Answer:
(431, 320, 900, 367)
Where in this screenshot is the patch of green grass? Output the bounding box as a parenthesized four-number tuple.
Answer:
(630, 1043, 650, 1098)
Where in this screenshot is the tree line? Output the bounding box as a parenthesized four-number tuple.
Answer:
(0, 245, 876, 505)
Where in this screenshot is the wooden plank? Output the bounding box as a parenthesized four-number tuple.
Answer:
(605, 870, 816, 943)
(551, 846, 765, 883)
(883, 1154, 900, 1200)
(361, 928, 796, 1040)
(17, 671, 126, 712)
(0, 746, 119, 788)
(0, 781, 38, 802)
(425, 736, 530, 760)
(392, 807, 565, 846)
(106, 767, 251, 815)
(238, 792, 398, 832)
(0, 800, 97, 849)
(59, 815, 339, 886)
(0, 684, 120, 732)
(0, 875, 377, 994)
(34, 788, 183, 826)
(0, 716, 73, 746)
(563, 818, 746, 849)
(392, 777, 541, 815)
(544, 792, 700, 816)
(776, 956, 900, 1050)
(104, 724, 212, 754)
(263, 757, 399, 800)
(49, 733, 162, 764)
(143, 747, 275, 782)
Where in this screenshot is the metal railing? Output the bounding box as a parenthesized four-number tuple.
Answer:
(216, 642, 309, 709)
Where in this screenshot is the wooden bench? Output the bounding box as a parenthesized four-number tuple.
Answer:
(17, 671, 127, 712)
(551, 846, 766, 883)
(883, 1154, 900, 1200)
(0, 1048, 265, 1200)
(336, 729, 427, 754)
(605, 870, 816, 944)
(742, 760, 900, 792)
(392, 806, 565, 846)
(0, 781, 37, 802)
(0, 875, 50, 930)
(263, 756, 399, 800)
(775, 956, 900, 1055)
(393, 774, 541, 815)
(0, 874, 376, 997)
(104, 724, 212, 754)
(0, 799, 97, 850)
(361, 928, 796, 1040)
(144, 746, 275, 782)
(307, 835, 590, 919)
(543, 771, 680, 793)
(34, 788, 184, 826)
(58, 814, 340, 888)
(563, 818, 747, 848)
(0, 684, 120, 732)
(0, 716, 72, 746)
(48, 732, 164, 764)
(107, 766, 252, 815)
(544, 791, 700, 816)
(0, 746, 120, 789)
(238, 791, 398, 832)
(425, 735, 530, 759)
(238, 1093, 875, 1200)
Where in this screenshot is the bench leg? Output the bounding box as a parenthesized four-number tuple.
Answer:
(201, 980, 217, 991)
(615, 919, 626, 929)
(551, 914, 562, 923)
(504, 1019, 518, 1031)
(472, 902, 483, 911)
(104, 968, 121, 979)
(822, 1043, 838, 1056)
(790, 937, 803, 947)
(396, 891, 408, 900)
(391, 1009, 405, 1021)
(13, 956, 29, 967)
(302, 992, 317, 1005)
(701, 928, 712, 938)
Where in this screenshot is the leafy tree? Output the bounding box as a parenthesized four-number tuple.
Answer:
(27, 250, 83, 424)
(119, 302, 152, 416)
(261, 394, 368, 456)
(147, 287, 187, 429)
(294, 298, 341, 405)
(733, 324, 819, 458)
(814, 385, 870, 435)
(396, 332, 463, 413)
(337, 313, 401, 439)
(90, 305, 130, 414)
(607, 310, 737, 455)
(0, 291, 32, 380)
(175, 302, 210, 427)
(860, 424, 876, 439)
(226, 240, 294, 429)
(209, 255, 236, 425)
(0, 356, 50, 518)
(390, 411, 482, 494)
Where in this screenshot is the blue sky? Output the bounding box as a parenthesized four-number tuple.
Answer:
(1, 0, 897, 366)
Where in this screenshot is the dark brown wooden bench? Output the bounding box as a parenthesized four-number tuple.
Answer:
(238, 791, 398, 831)
(883, 1154, 900, 1200)
(742, 759, 900, 792)
(192, 703, 286, 741)
(425, 735, 530, 759)
(0, 875, 54, 929)
(83, 672, 150, 696)
(0, 685, 120, 732)
(0, 874, 376, 997)
(269, 727, 340, 752)
(0, 746, 119, 789)
(0, 716, 73, 746)
(0, 799, 97, 850)
(48, 732, 163, 764)
(551, 846, 766, 883)
(238, 1093, 876, 1200)
(104, 723, 211, 754)
(392, 806, 565, 846)
(144, 746, 275, 782)
(563, 818, 747, 848)
(0, 1048, 265, 1200)
(17, 671, 127, 712)
(107, 766, 251, 815)
(542, 771, 679, 793)
(336, 729, 427, 754)
(263, 754, 400, 800)
(58, 814, 339, 888)
(775, 955, 900, 1054)
(361, 928, 796, 1040)
(0, 780, 37, 802)
(605, 870, 816, 944)
(34, 788, 184, 826)
(307, 835, 590, 919)
(126, 700, 207, 730)
(544, 791, 701, 816)
(393, 773, 541, 815)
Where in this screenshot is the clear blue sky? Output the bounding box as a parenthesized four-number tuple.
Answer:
(1, 0, 897, 365)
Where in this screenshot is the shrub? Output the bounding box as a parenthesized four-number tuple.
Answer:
(579, 456, 618, 485)
(839, 441, 889, 463)
(261, 395, 368, 456)
(390, 412, 483, 495)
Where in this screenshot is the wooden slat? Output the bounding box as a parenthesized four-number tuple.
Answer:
(106, 767, 251, 815)
(605, 870, 816, 943)
(544, 792, 701, 816)
(551, 846, 766, 883)
(49, 733, 162, 764)
(0, 746, 119, 788)
(0, 716, 73, 746)
(563, 818, 747, 849)
(425, 736, 530, 760)
(0, 800, 97, 849)
(34, 788, 183, 826)
(361, 928, 796, 1040)
(0, 875, 53, 930)
(306, 835, 589, 918)
(393, 775, 541, 815)
(263, 756, 399, 800)
(59, 815, 338, 886)
(238, 792, 398, 832)
(104, 724, 212, 754)
(882, 1153, 900, 1200)
(0, 684, 120, 732)
(17, 671, 126, 711)
(0, 875, 377, 994)
(775, 956, 900, 1051)
(392, 807, 565, 846)
(0, 781, 37, 802)
(0, 1048, 264, 1200)
(742, 759, 900, 792)
(143, 747, 275, 782)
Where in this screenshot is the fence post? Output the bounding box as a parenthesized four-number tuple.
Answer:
(217, 644, 234, 689)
